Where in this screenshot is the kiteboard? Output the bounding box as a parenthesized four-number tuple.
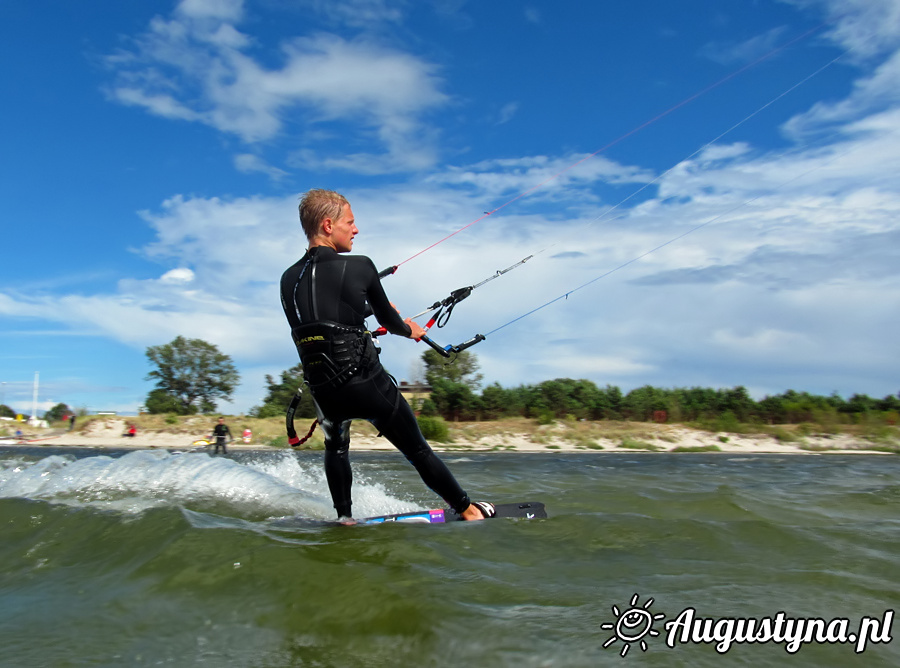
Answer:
(359, 501, 547, 524)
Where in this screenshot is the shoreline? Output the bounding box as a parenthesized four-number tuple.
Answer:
(1, 423, 895, 456)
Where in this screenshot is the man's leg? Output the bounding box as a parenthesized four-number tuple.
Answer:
(319, 416, 354, 518)
(370, 381, 471, 514)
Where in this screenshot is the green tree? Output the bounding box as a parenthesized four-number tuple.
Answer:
(672, 387, 720, 421)
(536, 379, 572, 418)
(145, 336, 240, 414)
(480, 382, 507, 420)
(481, 382, 526, 419)
(877, 393, 900, 413)
(844, 393, 877, 415)
(145, 388, 187, 415)
(429, 377, 482, 421)
(594, 384, 624, 420)
(758, 394, 787, 424)
(533, 378, 604, 419)
(251, 363, 317, 419)
(44, 403, 72, 423)
(0, 404, 15, 418)
(422, 349, 483, 391)
(780, 390, 819, 423)
(719, 386, 756, 422)
(622, 385, 669, 421)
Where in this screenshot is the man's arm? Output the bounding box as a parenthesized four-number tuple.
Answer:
(364, 260, 413, 337)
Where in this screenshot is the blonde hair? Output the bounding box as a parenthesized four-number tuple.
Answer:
(298, 189, 350, 240)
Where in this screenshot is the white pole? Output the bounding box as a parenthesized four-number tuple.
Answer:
(31, 372, 39, 423)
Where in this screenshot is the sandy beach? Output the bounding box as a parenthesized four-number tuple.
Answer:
(1, 417, 894, 455)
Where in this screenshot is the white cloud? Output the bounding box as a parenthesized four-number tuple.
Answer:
(234, 153, 289, 180)
(299, 0, 406, 28)
(104, 7, 449, 168)
(524, 7, 541, 25)
(806, 0, 900, 58)
(426, 153, 655, 208)
(700, 26, 788, 65)
(176, 0, 244, 22)
(711, 327, 811, 353)
(496, 102, 519, 125)
(160, 268, 196, 284)
(784, 50, 900, 138)
(111, 88, 201, 122)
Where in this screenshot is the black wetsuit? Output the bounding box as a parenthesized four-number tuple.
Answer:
(212, 423, 231, 454)
(280, 246, 470, 518)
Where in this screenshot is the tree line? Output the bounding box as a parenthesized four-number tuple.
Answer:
(405, 350, 900, 427)
(426, 380, 900, 426)
(135, 337, 900, 428)
(249, 348, 900, 428)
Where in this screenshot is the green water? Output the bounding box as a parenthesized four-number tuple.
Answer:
(1, 448, 897, 666)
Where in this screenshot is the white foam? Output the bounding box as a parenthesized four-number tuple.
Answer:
(0, 450, 425, 520)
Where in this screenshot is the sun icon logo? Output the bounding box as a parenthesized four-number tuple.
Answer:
(601, 593, 665, 657)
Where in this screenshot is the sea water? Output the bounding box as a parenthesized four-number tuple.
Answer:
(0, 446, 897, 667)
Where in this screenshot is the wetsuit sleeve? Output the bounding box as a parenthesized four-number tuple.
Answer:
(364, 259, 412, 337)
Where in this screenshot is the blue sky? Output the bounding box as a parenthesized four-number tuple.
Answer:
(2, 0, 899, 416)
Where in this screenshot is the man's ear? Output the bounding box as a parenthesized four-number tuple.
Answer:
(320, 218, 333, 235)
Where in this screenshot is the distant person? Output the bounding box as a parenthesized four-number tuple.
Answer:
(123, 424, 137, 437)
(69, 415, 76, 431)
(211, 417, 232, 454)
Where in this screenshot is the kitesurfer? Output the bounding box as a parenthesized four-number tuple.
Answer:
(211, 416, 232, 454)
(280, 189, 492, 522)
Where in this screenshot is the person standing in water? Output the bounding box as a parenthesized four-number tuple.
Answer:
(279, 189, 492, 522)
(211, 417, 232, 455)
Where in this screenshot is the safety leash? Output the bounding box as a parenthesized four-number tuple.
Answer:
(286, 389, 318, 447)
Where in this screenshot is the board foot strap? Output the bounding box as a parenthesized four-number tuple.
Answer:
(470, 501, 496, 518)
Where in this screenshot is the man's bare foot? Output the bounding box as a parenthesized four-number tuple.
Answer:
(460, 501, 495, 520)
(460, 505, 484, 521)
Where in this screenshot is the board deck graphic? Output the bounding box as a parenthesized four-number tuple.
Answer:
(360, 501, 547, 524)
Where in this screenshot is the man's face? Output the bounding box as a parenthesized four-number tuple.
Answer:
(330, 204, 358, 253)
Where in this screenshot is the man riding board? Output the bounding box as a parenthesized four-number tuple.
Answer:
(280, 189, 491, 522)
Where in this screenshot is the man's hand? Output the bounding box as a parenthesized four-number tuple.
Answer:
(405, 318, 426, 340)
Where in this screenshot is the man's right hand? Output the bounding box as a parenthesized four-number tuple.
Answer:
(404, 318, 426, 340)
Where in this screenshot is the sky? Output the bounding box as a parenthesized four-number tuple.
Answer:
(2, 0, 899, 416)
